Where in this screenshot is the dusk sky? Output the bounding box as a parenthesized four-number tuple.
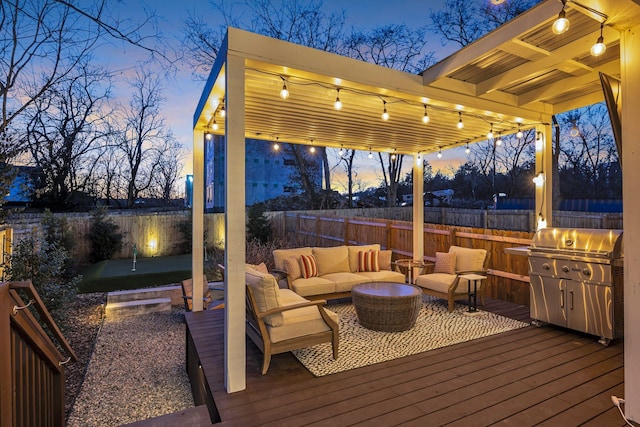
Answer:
(102, 0, 470, 189)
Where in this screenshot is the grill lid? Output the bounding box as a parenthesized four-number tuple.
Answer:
(530, 228, 623, 259)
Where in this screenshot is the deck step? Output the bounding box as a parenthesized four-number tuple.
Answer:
(107, 285, 183, 306)
(121, 404, 212, 426)
(105, 297, 171, 318)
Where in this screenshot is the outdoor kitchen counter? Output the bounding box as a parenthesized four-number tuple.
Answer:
(504, 246, 530, 256)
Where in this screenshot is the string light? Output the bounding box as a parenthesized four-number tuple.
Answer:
(422, 104, 430, 124)
(590, 23, 606, 56)
(338, 144, 344, 156)
(368, 148, 373, 159)
(381, 100, 389, 121)
(416, 153, 422, 165)
(465, 143, 470, 154)
(496, 133, 503, 146)
(487, 124, 494, 140)
(552, 0, 569, 34)
(212, 117, 219, 130)
(457, 112, 464, 129)
(309, 139, 315, 153)
(391, 149, 397, 161)
(280, 77, 289, 99)
(437, 147, 443, 158)
(570, 121, 580, 137)
(205, 132, 212, 141)
(516, 124, 523, 139)
(334, 88, 342, 110)
(535, 132, 543, 151)
(533, 172, 545, 187)
(219, 99, 225, 118)
(273, 136, 280, 151)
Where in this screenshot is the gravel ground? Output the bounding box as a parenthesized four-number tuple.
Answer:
(64, 296, 194, 426)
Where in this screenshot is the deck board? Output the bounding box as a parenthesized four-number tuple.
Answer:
(184, 298, 627, 426)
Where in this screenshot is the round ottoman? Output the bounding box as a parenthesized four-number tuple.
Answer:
(351, 282, 422, 332)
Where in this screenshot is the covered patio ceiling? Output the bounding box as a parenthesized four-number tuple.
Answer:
(194, 0, 639, 156)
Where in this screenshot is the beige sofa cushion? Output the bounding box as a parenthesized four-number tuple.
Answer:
(415, 273, 459, 294)
(313, 246, 350, 276)
(321, 272, 369, 293)
(355, 270, 406, 283)
(273, 247, 313, 270)
(449, 246, 487, 272)
(291, 276, 336, 297)
(246, 269, 283, 327)
(267, 289, 338, 343)
(347, 244, 381, 272)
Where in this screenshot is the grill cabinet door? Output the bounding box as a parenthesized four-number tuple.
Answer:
(566, 281, 614, 339)
(530, 275, 567, 326)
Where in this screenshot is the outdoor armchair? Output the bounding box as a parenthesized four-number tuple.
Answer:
(414, 246, 489, 312)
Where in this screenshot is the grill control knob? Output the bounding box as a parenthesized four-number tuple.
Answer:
(562, 265, 570, 273)
(542, 263, 550, 270)
(583, 268, 591, 276)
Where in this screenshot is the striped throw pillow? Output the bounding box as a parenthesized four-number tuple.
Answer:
(358, 250, 380, 272)
(300, 254, 318, 278)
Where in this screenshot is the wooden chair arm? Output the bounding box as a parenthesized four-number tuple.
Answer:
(257, 299, 327, 319)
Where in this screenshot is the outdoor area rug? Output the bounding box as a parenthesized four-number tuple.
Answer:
(292, 296, 529, 377)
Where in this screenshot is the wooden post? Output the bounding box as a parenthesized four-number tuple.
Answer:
(0, 283, 12, 427)
(344, 218, 349, 245)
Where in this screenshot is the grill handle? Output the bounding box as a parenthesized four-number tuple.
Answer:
(560, 291, 564, 308)
(569, 290, 574, 310)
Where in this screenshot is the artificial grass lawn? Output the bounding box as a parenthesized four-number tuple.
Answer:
(78, 254, 192, 293)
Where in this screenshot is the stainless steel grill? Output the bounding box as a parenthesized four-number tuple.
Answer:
(528, 228, 623, 345)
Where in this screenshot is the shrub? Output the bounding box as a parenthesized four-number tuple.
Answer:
(246, 204, 272, 243)
(88, 207, 123, 262)
(6, 237, 81, 320)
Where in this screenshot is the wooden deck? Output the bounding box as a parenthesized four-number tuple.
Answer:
(185, 298, 627, 426)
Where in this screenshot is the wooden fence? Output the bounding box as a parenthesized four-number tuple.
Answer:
(5, 210, 225, 264)
(270, 211, 534, 306)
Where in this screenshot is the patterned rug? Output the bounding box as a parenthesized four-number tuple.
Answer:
(292, 296, 529, 377)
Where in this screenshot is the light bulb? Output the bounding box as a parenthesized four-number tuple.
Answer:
(591, 36, 606, 56)
(205, 133, 212, 141)
(570, 123, 579, 137)
(465, 144, 470, 154)
(416, 154, 422, 165)
(273, 143, 280, 151)
(437, 150, 443, 159)
(537, 215, 547, 231)
(219, 104, 225, 118)
(516, 125, 523, 139)
(280, 83, 289, 99)
(535, 133, 543, 151)
(310, 146, 316, 153)
(338, 146, 344, 156)
(334, 89, 342, 110)
(382, 101, 389, 121)
(552, 9, 569, 35)
(368, 151, 373, 159)
(487, 124, 494, 140)
(422, 105, 429, 123)
(212, 118, 219, 130)
(496, 135, 503, 146)
(457, 112, 464, 129)
(533, 172, 545, 187)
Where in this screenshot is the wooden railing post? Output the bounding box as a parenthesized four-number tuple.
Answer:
(0, 283, 12, 427)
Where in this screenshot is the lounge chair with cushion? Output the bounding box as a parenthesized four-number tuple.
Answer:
(414, 246, 489, 312)
(245, 268, 339, 374)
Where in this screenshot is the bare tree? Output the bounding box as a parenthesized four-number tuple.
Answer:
(430, 0, 540, 48)
(377, 153, 404, 207)
(149, 136, 185, 201)
(23, 63, 112, 207)
(338, 149, 357, 207)
(117, 68, 174, 208)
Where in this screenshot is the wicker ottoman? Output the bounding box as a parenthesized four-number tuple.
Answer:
(351, 282, 422, 332)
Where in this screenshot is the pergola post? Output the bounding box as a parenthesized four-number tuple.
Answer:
(535, 121, 553, 230)
(192, 130, 205, 312)
(413, 155, 424, 261)
(224, 53, 246, 393)
(621, 23, 640, 423)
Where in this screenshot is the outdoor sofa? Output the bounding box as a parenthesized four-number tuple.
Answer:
(272, 244, 405, 300)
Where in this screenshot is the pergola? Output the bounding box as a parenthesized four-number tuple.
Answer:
(192, 0, 640, 421)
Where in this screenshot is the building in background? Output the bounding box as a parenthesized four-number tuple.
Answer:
(205, 136, 321, 211)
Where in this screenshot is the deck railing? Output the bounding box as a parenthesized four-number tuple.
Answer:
(0, 281, 77, 427)
(271, 212, 534, 306)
